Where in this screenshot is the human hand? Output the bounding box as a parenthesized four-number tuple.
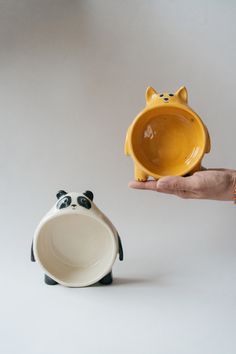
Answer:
(129, 169, 236, 201)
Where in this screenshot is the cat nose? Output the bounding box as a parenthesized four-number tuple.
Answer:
(71, 204, 76, 207)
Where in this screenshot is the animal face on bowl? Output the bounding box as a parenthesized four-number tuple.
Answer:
(125, 86, 211, 181)
(56, 190, 94, 212)
(31, 190, 123, 288)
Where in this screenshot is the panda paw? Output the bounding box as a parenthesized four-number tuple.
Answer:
(99, 272, 113, 285)
(44, 274, 58, 285)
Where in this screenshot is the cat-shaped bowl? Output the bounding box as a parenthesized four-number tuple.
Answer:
(125, 86, 211, 181)
(31, 190, 123, 287)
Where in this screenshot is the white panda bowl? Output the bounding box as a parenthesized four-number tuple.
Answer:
(31, 190, 123, 287)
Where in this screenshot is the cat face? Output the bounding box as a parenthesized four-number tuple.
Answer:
(145, 86, 188, 106)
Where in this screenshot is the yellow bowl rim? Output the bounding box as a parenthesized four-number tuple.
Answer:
(129, 106, 207, 179)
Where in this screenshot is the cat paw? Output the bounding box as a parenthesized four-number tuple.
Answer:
(137, 177, 148, 182)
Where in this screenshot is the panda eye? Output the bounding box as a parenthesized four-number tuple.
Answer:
(77, 196, 91, 209)
(57, 196, 72, 209)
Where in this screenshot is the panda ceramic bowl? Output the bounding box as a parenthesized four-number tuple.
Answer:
(31, 190, 123, 287)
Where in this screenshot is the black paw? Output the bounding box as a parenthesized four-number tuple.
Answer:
(44, 274, 58, 285)
(99, 272, 113, 285)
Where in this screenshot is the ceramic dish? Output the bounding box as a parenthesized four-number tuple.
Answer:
(125, 86, 210, 180)
(31, 190, 123, 287)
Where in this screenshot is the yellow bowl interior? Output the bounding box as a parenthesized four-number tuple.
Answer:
(131, 107, 206, 177)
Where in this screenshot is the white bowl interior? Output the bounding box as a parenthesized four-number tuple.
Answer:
(35, 214, 116, 286)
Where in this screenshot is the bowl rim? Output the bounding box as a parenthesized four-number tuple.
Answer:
(129, 105, 207, 178)
(33, 211, 118, 287)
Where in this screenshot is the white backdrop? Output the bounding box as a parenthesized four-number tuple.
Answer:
(0, 1, 236, 353)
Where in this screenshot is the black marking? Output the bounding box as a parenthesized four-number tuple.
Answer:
(31, 241, 35, 262)
(77, 196, 91, 209)
(83, 190, 94, 201)
(57, 196, 72, 209)
(44, 274, 58, 285)
(117, 234, 124, 261)
(56, 190, 67, 199)
(99, 272, 113, 285)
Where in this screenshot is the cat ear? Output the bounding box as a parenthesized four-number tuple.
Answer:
(175, 86, 188, 103)
(145, 87, 158, 104)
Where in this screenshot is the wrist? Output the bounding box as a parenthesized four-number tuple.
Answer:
(233, 172, 236, 203)
(219, 170, 236, 201)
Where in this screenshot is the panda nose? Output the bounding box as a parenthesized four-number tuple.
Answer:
(71, 204, 76, 207)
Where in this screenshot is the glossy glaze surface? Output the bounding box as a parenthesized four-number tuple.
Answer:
(36, 213, 116, 287)
(33, 192, 120, 287)
(125, 86, 210, 180)
(132, 111, 204, 176)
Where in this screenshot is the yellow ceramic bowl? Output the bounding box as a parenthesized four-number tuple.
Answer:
(125, 86, 210, 181)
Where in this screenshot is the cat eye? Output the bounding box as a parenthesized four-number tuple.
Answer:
(159, 94, 164, 97)
(77, 196, 91, 209)
(57, 196, 72, 209)
(169, 93, 174, 96)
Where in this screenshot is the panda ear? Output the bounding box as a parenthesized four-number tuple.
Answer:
(56, 190, 67, 199)
(83, 190, 94, 201)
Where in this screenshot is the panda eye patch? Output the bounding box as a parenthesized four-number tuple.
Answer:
(77, 196, 91, 209)
(57, 196, 72, 209)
